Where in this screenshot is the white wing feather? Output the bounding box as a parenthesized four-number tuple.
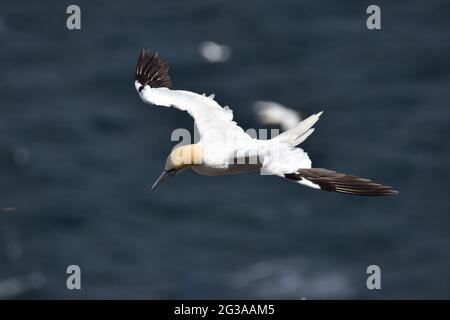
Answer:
(135, 82, 252, 145)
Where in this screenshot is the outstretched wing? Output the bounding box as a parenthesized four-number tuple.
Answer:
(261, 145, 397, 196)
(284, 168, 398, 196)
(134, 49, 252, 145)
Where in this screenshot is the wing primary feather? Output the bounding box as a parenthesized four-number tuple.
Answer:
(284, 168, 398, 196)
(135, 49, 172, 89)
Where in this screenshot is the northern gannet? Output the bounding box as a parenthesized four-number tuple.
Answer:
(253, 101, 302, 131)
(134, 49, 397, 196)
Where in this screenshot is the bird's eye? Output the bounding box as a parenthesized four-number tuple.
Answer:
(138, 86, 144, 92)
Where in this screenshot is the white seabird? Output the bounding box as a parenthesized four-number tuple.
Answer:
(134, 49, 397, 196)
(198, 41, 231, 63)
(253, 101, 302, 131)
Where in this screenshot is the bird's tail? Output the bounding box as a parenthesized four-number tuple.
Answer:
(271, 111, 323, 147)
(284, 168, 398, 196)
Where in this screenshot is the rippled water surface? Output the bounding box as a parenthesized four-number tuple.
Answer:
(0, 0, 449, 298)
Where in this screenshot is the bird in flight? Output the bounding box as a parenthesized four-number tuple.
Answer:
(134, 49, 397, 196)
(253, 101, 302, 132)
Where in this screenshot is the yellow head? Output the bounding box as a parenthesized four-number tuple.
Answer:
(152, 144, 203, 191)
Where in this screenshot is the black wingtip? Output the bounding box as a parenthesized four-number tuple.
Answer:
(285, 168, 399, 197)
(135, 49, 172, 89)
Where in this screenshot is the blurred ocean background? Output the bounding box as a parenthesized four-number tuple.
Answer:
(0, 0, 449, 299)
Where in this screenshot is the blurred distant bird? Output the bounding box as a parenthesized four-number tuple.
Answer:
(198, 41, 231, 63)
(134, 49, 397, 196)
(253, 101, 301, 131)
(0, 208, 15, 213)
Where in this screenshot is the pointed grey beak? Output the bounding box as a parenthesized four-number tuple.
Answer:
(151, 170, 176, 191)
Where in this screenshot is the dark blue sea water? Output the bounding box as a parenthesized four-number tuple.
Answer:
(0, 0, 449, 299)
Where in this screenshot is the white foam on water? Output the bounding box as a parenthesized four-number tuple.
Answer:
(0, 272, 46, 299)
(232, 258, 354, 299)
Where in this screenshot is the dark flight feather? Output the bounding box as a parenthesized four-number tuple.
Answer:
(285, 168, 398, 196)
(135, 49, 172, 90)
